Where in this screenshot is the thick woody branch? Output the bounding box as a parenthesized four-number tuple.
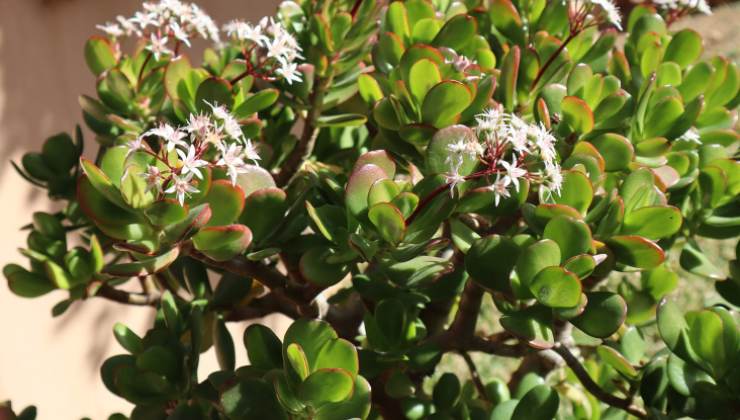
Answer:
(275, 72, 335, 186)
(186, 248, 288, 291)
(553, 344, 647, 419)
(95, 283, 160, 306)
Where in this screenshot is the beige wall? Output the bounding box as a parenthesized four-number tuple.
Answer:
(0, 1, 281, 418)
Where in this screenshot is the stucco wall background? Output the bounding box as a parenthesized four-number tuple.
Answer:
(0, 1, 280, 419)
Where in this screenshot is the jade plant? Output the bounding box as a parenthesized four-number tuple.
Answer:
(4, 0, 739, 419)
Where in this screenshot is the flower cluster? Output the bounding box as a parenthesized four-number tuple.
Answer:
(445, 106, 563, 206)
(572, 0, 623, 30)
(650, 0, 712, 15)
(127, 102, 259, 205)
(96, 0, 221, 57)
(222, 17, 304, 84)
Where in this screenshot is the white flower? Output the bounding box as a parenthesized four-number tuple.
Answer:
(447, 52, 476, 73)
(223, 20, 269, 45)
(678, 127, 701, 144)
(165, 173, 199, 205)
(146, 123, 188, 151)
(205, 101, 243, 141)
(445, 172, 466, 197)
(185, 113, 212, 136)
(243, 139, 261, 162)
(131, 11, 158, 30)
(543, 162, 563, 197)
(276, 61, 303, 85)
(530, 123, 556, 164)
(176, 145, 209, 179)
(216, 143, 249, 185)
(126, 136, 147, 156)
(490, 176, 511, 207)
(475, 106, 506, 134)
(500, 157, 527, 191)
(652, 0, 711, 15)
(116, 15, 142, 37)
(146, 33, 173, 60)
(96, 22, 124, 37)
(140, 165, 164, 193)
(591, 0, 622, 30)
(169, 21, 191, 47)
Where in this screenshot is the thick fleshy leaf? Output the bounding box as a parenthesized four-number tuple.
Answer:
(543, 216, 592, 261)
(299, 247, 348, 287)
(432, 14, 476, 50)
(466, 235, 520, 292)
(221, 378, 287, 420)
(164, 55, 192, 100)
(679, 240, 724, 280)
(511, 385, 559, 420)
(204, 180, 245, 226)
(192, 224, 252, 261)
(196, 77, 233, 112)
(501, 306, 554, 349)
(368, 203, 405, 244)
(606, 235, 665, 269)
(236, 165, 276, 197)
(3, 264, 55, 298)
(354, 150, 396, 179)
(597, 345, 638, 378)
(553, 171, 593, 214)
(314, 376, 372, 420)
(622, 205, 682, 239)
(571, 292, 627, 338)
(84, 36, 117, 76)
(516, 239, 561, 287)
(421, 81, 473, 128)
(240, 187, 287, 242)
(283, 319, 338, 371)
(316, 114, 368, 128)
(103, 247, 180, 277)
(426, 125, 478, 175)
(234, 89, 279, 118)
(562, 96, 594, 134)
(300, 368, 354, 406)
(590, 133, 634, 171)
(530, 266, 582, 308)
(688, 310, 727, 376)
(244, 324, 283, 370)
(408, 59, 441, 104)
(563, 254, 597, 279)
(499, 45, 520, 111)
(346, 164, 388, 220)
(368, 179, 400, 206)
(314, 338, 358, 377)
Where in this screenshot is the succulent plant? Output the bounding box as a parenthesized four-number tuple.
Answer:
(4, 0, 739, 419)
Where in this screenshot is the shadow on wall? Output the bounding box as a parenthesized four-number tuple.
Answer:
(0, 1, 280, 419)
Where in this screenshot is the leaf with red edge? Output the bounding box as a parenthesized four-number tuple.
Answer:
(204, 180, 245, 226)
(606, 235, 665, 269)
(103, 247, 180, 277)
(193, 224, 252, 262)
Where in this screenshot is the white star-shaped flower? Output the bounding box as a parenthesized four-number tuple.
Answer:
(217, 143, 249, 185)
(276, 61, 303, 85)
(146, 33, 173, 60)
(500, 157, 527, 192)
(490, 176, 511, 207)
(146, 123, 188, 152)
(96, 22, 124, 37)
(140, 165, 164, 193)
(165, 173, 199, 205)
(169, 21, 191, 47)
(176, 145, 209, 179)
